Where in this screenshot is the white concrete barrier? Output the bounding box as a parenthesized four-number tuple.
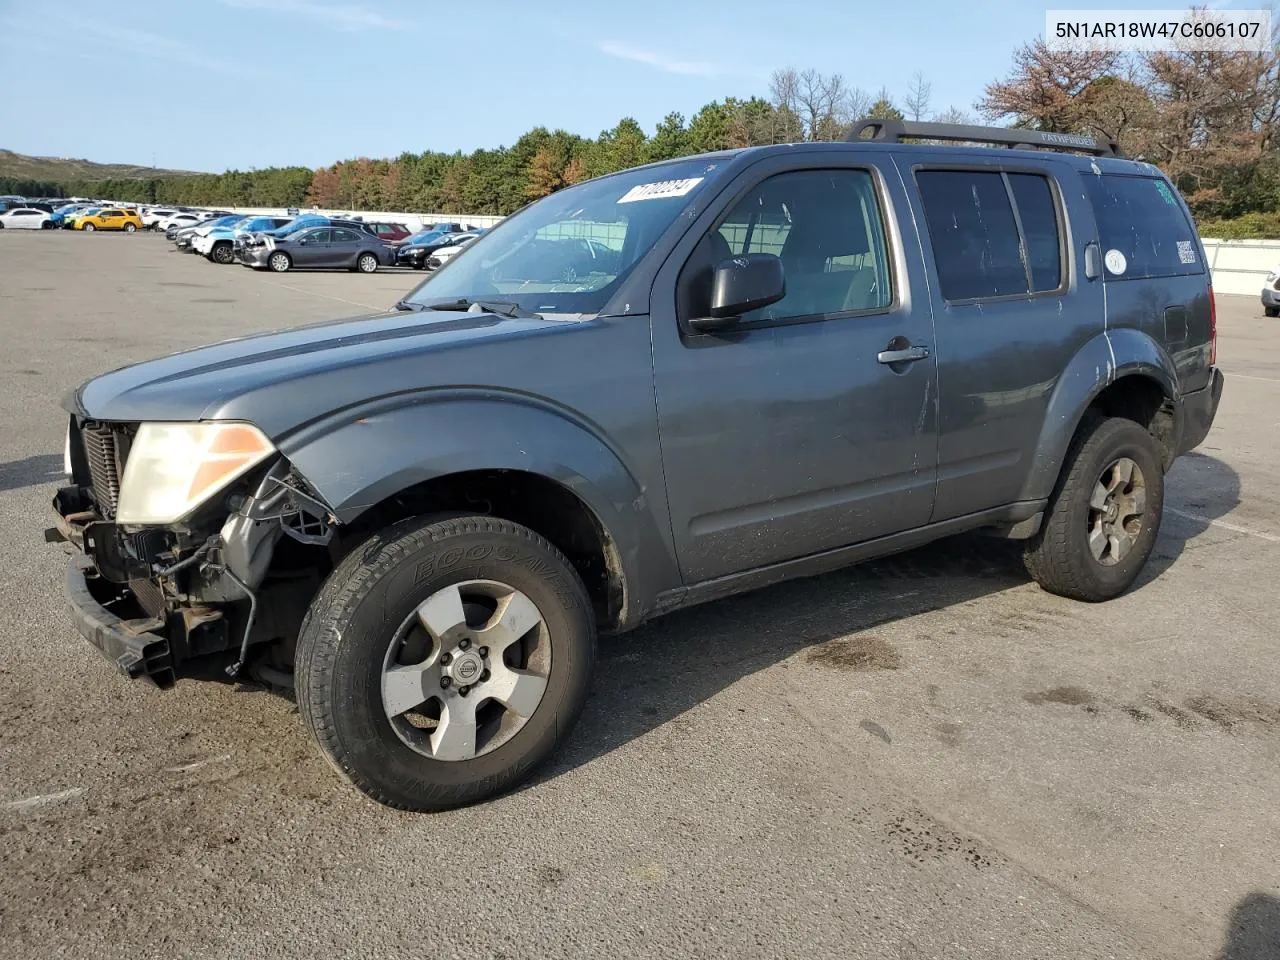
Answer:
(219, 207, 505, 232)
(1200, 238, 1278, 296)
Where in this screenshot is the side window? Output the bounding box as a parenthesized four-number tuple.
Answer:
(331, 228, 360, 243)
(1008, 174, 1062, 292)
(680, 168, 893, 325)
(1086, 174, 1203, 280)
(916, 171, 1027, 300)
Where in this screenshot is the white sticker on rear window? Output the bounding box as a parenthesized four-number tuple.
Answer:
(1177, 240, 1196, 264)
(1105, 248, 1127, 275)
(616, 177, 703, 204)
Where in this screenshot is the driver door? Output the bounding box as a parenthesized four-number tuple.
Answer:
(294, 228, 332, 266)
(650, 153, 939, 584)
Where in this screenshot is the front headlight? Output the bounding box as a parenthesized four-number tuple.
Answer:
(116, 422, 275, 525)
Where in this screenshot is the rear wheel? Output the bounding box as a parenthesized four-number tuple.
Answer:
(82, 222, 95, 232)
(1265, 305, 1279, 318)
(295, 515, 595, 811)
(357, 252, 379, 273)
(1024, 416, 1165, 602)
(268, 251, 291, 272)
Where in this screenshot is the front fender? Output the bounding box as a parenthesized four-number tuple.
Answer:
(1018, 329, 1178, 502)
(279, 392, 677, 624)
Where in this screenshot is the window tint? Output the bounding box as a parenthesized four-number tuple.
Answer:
(916, 171, 1026, 300)
(1086, 175, 1202, 280)
(684, 168, 892, 324)
(1008, 174, 1062, 291)
(331, 228, 361, 243)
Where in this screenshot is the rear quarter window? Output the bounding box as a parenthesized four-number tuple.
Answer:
(1087, 174, 1203, 280)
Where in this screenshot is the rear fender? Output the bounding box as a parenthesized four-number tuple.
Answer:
(1017, 329, 1178, 502)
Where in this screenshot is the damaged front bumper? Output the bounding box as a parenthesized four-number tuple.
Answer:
(49, 460, 336, 688)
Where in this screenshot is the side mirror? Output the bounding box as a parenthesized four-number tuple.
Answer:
(689, 253, 786, 333)
(298, 238, 310, 245)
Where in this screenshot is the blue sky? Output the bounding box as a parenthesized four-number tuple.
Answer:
(0, 0, 1191, 173)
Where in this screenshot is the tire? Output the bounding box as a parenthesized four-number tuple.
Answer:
(1023, 416, 1165, 602)
(357, 252, 379, 274)
(82, 223, 95, 232)
(211, 242, 234, 264)
(124, 223, 136, 233)
(295, 515, 596, 811)
(268, 251, 290, 272)
(1265, 305, 1279, 318)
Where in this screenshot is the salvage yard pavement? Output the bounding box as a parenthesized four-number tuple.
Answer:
(1, 230, 1278, 959)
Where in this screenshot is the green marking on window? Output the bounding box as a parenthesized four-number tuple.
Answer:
(1154, 180, 1177, 206)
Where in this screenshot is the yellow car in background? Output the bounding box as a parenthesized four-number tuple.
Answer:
(76, 208, 143, 232)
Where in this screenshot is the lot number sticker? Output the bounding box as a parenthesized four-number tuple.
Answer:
(617, 177, 704, 203)
(1177, 240, 1197, 264)
(1104, 248, 1128, 275)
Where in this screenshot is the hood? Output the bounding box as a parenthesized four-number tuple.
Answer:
(72, 309, 580, 438)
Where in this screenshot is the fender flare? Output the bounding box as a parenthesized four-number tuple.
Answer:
(1017, 329, 1179, 502)
(277, 391, 676, 625)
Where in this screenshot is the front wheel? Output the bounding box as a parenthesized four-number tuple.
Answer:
(295, 515, 596, 811)
(1023, 416, 1165, 602)
(1265, 305, 1279, 318)
(124, 223, 137, 233)
(357, 252, 379, 273)
(211, 242, 234, 264)
(268, 251, 290, 272)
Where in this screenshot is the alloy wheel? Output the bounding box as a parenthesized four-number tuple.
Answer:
(381, 579, 551, 761)
(1087, 456, 1147, 566)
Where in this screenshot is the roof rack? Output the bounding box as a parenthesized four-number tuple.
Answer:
(845, 118, 1125, 158)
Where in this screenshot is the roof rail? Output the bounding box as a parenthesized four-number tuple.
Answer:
(846, 118, 1125, 158)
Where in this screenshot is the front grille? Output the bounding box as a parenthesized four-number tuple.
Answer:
(80, 423, 130, 519)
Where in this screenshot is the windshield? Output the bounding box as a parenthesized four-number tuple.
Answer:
(403, 158, 720, 315)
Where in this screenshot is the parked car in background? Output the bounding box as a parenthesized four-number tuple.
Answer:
(141, 208, 179, 229)
(1263, 267, 1280, 317)
(63, 206, 102, 229)
(75, 208, 144, 232)
(161, 213, 205, 236)
(173, 214, 246, 252)
(234, 214, 332, 259)
(49, 203, 90, 228)
(195, 215, 294, 263)
(360, 221, 412, 244)
(240, 225, 394, 273)
(18, 201, 55, 213)
(0, 207, 54, 229)
(424, 233, 483, 269)
(402, 230, 484, 269)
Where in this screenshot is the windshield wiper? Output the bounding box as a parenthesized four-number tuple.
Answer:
(423, 298, 542, 319)
(393, 299, 424, 312)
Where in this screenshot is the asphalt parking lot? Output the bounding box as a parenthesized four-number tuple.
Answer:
(1, 230, 1278, 960)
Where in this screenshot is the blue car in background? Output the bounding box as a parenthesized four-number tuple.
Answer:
(193, 214, 294, 263)
(49, 203, 92, 228)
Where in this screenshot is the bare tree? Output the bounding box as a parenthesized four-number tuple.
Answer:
(904, 71, 932, 121)
(770, 66, 867, 141)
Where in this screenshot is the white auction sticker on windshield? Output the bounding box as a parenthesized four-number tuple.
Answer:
(617, 177, 704, 203)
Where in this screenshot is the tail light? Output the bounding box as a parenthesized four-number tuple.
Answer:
(1208, 285, 1217, 366)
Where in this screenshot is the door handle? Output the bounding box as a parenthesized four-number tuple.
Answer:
(877, 345, 930, 365)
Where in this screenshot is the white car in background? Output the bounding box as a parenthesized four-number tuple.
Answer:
(159, 212, 206, 232)
(425, 233, 482, 269)
(141, 208, 179, 229)
(1262, 266, 1280, 317)
(0, 207, 53, 229)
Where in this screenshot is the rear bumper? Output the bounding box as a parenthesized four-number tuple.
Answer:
(65, 556, 176, 687)
(1176, 367, 1224, 456)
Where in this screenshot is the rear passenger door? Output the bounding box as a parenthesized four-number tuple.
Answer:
(903, 157, 1105, 521)
(329, 227, 365, 267)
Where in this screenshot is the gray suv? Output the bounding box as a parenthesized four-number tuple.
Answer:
(49, 119, 1224, 811)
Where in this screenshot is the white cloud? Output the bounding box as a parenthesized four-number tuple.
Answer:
(598, 41, 721, 77)
(216, 0, 405, 31)
(39, 13, 248, 75)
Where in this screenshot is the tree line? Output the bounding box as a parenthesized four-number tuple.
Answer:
(8, 37, 1280, 234)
